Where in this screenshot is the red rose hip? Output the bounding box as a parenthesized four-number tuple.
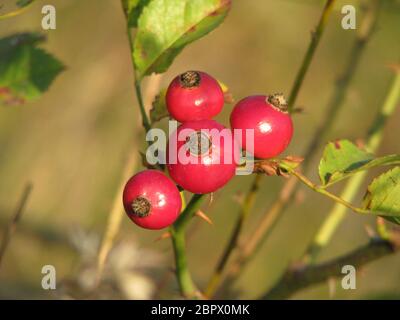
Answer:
(230, 94, 293, 159)
(166, 71, 224, 122)
(122, 170, 182, 230)
(167, 120, 239, 194)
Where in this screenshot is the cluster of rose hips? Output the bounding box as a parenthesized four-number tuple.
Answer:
(123, 71, 294, 230)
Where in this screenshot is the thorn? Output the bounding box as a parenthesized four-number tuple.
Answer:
(224, 92, 234, 104)
(285, 155, 304, 163)
(208, 193, 214, 206)
(376, 216, 385, 227)
(291, 106, 305, 114)
(355, 138, 365, 149)
(154, 232, 171, 242)
(195, 210, 213, 225)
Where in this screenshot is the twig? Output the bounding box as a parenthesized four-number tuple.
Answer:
(0, 183, 33, 268)
(217, 0, 382, 296)
(305, 67, 400, 262)
(95, 150, 138, 285)
(205, 0, 337, 298)
(262, 235, 400, 300)
(287, 0, 336, 112)
(126, 29, 152, 133)
(254, 63, 400, 300)
(205, 174, 262, 297)
(170, 194, 205, 298)
(288, 169, 369, 214)
(0, 0, 36, 20)
(95, 1, 162, 284)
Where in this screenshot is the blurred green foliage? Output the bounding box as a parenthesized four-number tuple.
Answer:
(0, 0, 399, 299)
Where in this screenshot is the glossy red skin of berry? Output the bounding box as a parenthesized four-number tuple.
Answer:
(167, 120, 239, 194)
(166, 71, 224, 122)
(122, 170, 182, 230)
(230, 95, 293, 159)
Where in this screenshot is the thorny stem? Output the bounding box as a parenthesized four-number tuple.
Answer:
(0, 183, 33, 269)
(95, 1, 155, 285)
(205, 0, 336, 298)
(217, 0, 382, 297)
(121, 1, 203, 299)
(305, 69, 400, 262)
(262, 235, 399, 300)
(205, 174, 262, 297)
(170, 194, 205, 298)
(287, 0, 336, 112)
(261, 69, 400, 299)
(286, 169, 369, 214)
(126, 31, 152, 133)
(0, 0, 36, 20)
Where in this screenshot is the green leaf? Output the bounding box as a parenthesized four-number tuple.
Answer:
(150, 88, 168, 123)
(16, 0, 34, 7)
(318, 140, 400, 187)
(362, 167, 400, 217)
(382, 216, 400, 226)
(0, 32, 65, 106)
(122, 0, 151, 28)
(133, 0, 231, 79)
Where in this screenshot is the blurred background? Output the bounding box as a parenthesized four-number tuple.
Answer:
(0, 0, 399, 299)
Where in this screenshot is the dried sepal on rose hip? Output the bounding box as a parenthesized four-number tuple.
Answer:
(166, 71, 224, 122)
(230, 94, 294, 159)
(122, 170, 182, 230)
(167, 119, 240, 194)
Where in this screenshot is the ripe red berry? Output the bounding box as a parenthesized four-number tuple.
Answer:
(230, 94, 293, 159)
(122, 170, 182, 230)
(166, 71, 224, 122)
(167, 119, 239, 194)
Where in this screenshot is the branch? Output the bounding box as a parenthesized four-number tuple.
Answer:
(95, 150, 138, 285)
(205, 174, 262, 297)
(170, 194, 205, 298)
(305, 68, 400, 262)
(262, 235, 400, 300)
(0, 183, 33, 268)
(0, 1, 36, 20)
(126, 28, 152, 133)
(286, 169, 369, 214)
(287, 0, 336, 112)
(204, 0, 337, 298)
(95, 1, 159, 284)
(216, 0, 383, 296)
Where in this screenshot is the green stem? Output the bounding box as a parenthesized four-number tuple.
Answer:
(287, 0, 336, 111)
(0, 1, 36, 20)
(0, 183, 33, 268)
(262, 236, 398, 300)
(173, 194, 205, 232)
(170, 229, 197, 298)
(306, 70, 400, 262)
(217, 0, 383, 294)
(205, 174, 262, 297)
(125, 23, 152, 133)
(205, 0, 337, 298)
(288, 170, 369, 214)
(170, 193, 205, 298)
